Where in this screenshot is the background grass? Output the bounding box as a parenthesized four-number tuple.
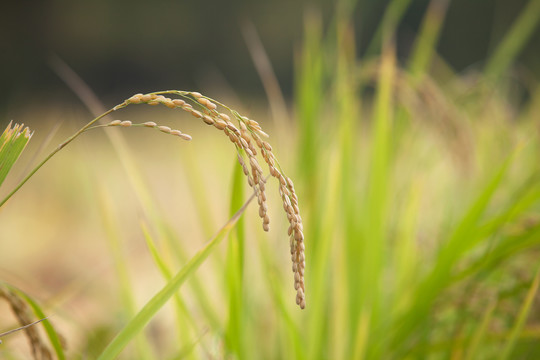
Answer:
(1, 0, 540, 359)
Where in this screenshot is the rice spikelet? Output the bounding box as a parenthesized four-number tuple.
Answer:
(121, 90, 307, 308)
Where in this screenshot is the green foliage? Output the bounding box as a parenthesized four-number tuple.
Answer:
(500, 268, 540, 359)
(2, 0, 540, 359)
(0, 122, 32, 189)
(287, 0, 540, 358)
(224, 159, 246, 357)
(98, 196, 253, 360)
(484, 0, 540, 80)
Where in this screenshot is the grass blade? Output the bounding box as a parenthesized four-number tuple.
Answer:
(306, 150, 343, 360)
(257, 234, 306, 360)
(140, 221, 200, 359)
(465, 300, 497, 360)
(485, 0, 540, 80)
(295, 12, 324, 190)
(392, 149, 516, 354)
(98, 188, 154, 359)
(97, 191, 256, 360)
(224, 160, 246, 357)
(408, 0, 450, 80)
(360, 41, 396, 355)
(499, 267, 540, 360)
(366, 0, 414, 56)
(334, 22, 362, 358)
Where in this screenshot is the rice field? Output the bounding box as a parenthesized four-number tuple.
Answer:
(1, 1, 540, 359)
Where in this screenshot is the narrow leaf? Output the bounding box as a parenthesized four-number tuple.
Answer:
(97, 191, 255, 360)
(499, 267, 540, 360)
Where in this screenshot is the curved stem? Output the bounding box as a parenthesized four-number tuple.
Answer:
(0, 107, 118, 208)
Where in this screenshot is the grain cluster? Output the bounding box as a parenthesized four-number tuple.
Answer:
(113, 91, 306, 309)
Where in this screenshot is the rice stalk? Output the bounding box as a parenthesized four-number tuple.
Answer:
(0, 90, 307, 309)
(120, 90, 306, 309)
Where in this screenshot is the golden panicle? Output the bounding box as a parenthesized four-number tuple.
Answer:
(105, 118, 191, 141)
(122, 91, 306, 309)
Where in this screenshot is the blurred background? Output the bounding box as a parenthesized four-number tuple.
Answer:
(1, 0, 540, 359)
(1, 0, 539, 116)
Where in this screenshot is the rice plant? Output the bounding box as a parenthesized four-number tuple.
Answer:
(0, 89, 306, 359)
(1, 0, 540, 359)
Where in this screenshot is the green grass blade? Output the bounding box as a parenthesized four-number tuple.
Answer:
(330, 239, 351, 360)
(257, 234, 306, 360)
(440, 157, 513, 264)
(140, 221, 200, 359)
(168, 328, 209, 360)
(0, 122, 33, 188)
(476, 182, 540, 240)
(306, 151, 343, 360)
(392, 149, 515, 353)
(224, 159, 246, 357)
(97, 191, 255, 360)
(408, 0, 450, 80)
(333, 22, 362, 358)
(295, 13, 324, 190)
(451, 180, 540, 282)
(459, 222, 540, 282)
(158, 224, 222, 331)
(366, 0, 414, 56)
(465, 300, 496, 360)
(393, 184, 421, 307)
(485, 0, 540, 80)
(360, 42, 396, 354)
(98, 188, 154, 359)
(499, 267, 540, 360)
(141, 222, 175, 279)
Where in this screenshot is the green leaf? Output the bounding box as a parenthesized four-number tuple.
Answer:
(98, 189, 154, 359)
(0, 121, 33, 189)
(97, 190, 256, 360)
(484, 0, 540, 80)
(392, 150, 515, 353)
(408, 0, 450, 80)
(224, 158, 246, 356)
(140, 220, 201, 358)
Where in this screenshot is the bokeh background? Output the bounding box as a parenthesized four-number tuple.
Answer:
(1, 0, 540, 359)
(2, 0, 539, 115)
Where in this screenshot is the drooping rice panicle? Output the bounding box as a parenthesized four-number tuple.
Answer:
(117, 91, 306, 309)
